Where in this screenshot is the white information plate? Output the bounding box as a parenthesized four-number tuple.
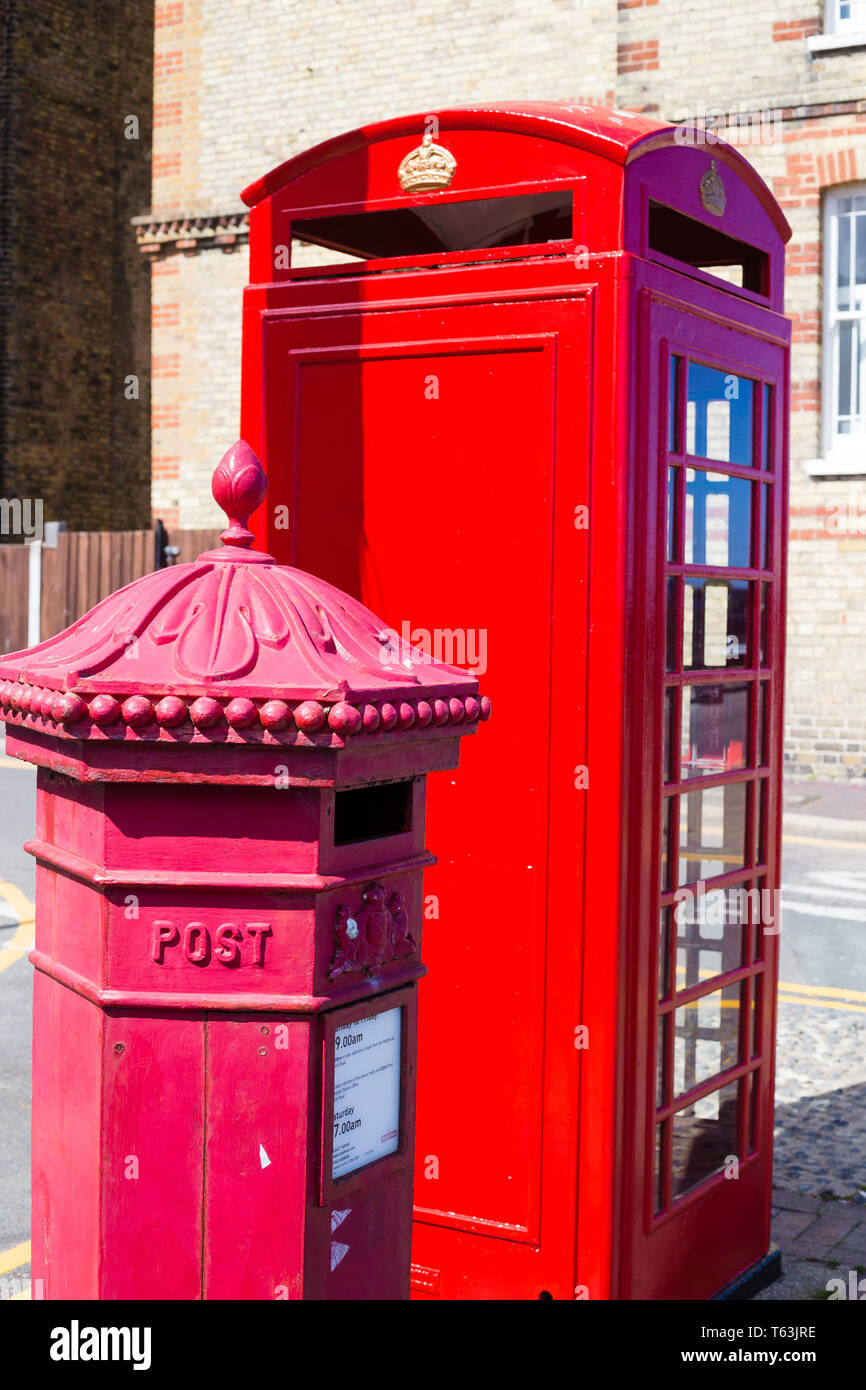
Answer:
(332, 1006, 402, 1180)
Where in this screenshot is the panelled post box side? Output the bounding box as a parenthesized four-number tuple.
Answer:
(0, 442, 487, 1301)
(239, 104, 791, 1301)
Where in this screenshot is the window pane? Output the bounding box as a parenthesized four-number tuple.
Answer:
(661, 798, 674, 890)
(758, 682, 768, 764)
(666, 576, 679, 670)
(684, 470, 751, 568)
(686, 362, 754, 466)
(838, 319, 854, 427)
(837, 211, 852, 311)
(676, 885, 746, 987)
(674, 981, 742, 1096)
(659, 907, 672, 999)
(657, 1015, 669, 1106)
(667, 466, 678, 561)
(678, 781, 747, 883)
(683, 578, 749, 669)
(758, 483, 771, 568)
(680, 682, 749, 778)
(761, 383, 772, 470)
(663, 687, 676, 782)
(654, 1124, 666, 1213)
(669, 355, 682, 453)
(672, 1080, 740, 1199)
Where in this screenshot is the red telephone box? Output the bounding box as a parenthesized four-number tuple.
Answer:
(239, 104, 791, 1301)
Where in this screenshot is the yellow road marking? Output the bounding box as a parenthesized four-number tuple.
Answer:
(0, 1241, 30, 1277)
(0, 880, 34, 977)
(783, 832, 866, 851)
(778, 979, 866, 1003)
(778, 995, 866, 1014)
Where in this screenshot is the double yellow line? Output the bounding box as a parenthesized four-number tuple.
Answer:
(0, 880, 34, 977)
(777, 980, 866, 1014)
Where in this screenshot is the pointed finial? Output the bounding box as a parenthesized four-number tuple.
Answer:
(212, 441, 268, 549)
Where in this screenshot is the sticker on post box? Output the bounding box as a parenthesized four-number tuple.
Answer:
(332, 1007, 401, 1180)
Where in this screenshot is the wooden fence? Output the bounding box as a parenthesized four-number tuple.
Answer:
(0, 527, 221, 657)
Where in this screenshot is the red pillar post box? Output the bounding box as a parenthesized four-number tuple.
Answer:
(239, 104, 791, 1300)
(0, 443, 487, 1301)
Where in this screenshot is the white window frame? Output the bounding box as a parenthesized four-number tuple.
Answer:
(807, 0, 866, 50)
(806, 186, 866, 475)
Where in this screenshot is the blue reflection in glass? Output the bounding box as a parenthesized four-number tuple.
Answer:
(687, 361, 754, 466)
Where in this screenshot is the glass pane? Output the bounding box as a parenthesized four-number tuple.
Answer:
(667, 466, 678, 561)
(755, 778, 767, 863)
(678, 781, 748, 883)
(680, 682, 749, 778)
(748, 1070, 759, 1153)
(669, 355, 682, 453)
(654, 1124, 666, 1214)
(659, 908, 672, 999)
(751, 976, 762, 1057)
(684, 470, 751, 567)
(674, 982, 742, 1096)
(663, 687, 676, 782)
(758, 483, 771, 569)
(686, 362, 754, 466)
(672, 1080, 740, 1199)
(758, 682, 768, 764)
(838, 319, 854, 426)
(837, 210, 851, 311)
(666, 577, 679, 670)
(761, 384, 772, 470)
(676, 885, 747, 987)
(683, 578, 749, 669)
(657, 1015, 669, 1107)
(661, 797, 674, 890)
(760, 583, 769, 666)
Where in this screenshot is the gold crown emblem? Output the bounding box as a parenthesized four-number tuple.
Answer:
(699, 159, 726, 217)
(397, 132, 457, 193)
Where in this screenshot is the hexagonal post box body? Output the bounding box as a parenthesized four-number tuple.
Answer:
(240, 105, 792, 1300)
(0, 443, 487, 1301)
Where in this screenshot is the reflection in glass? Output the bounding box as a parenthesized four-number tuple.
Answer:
(686, 362, 754, 465)
(664, 688, 675, 782)
(659, 908, 672, 999)
(685, 470, 751, 568)
(666, 577, 679, 670)
(751, 976, 762, 1057)
(760, 583, 770, 665)
(676, 886, 746, 987)
(748, 1070, 759, 1153)
(678, 781, 747, 883)
(661, 797, 673, 890)
(758, 682, 768, 764)
(762, 383, 772, 469)
(672, 1080, 740, 1199)
(654, 1124, 666, 1213)
(674, 982, 742, 1096)
(657, 1015, 668, 1107)
(669, 356, 683, 453)
(683, 578, 749, 669)
(667, 466, 678, 561)
(759, 483, 771, 569)
(681, 683, 749, 778)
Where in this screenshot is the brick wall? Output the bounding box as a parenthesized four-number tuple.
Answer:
(146, 0, 866, 778)
(0, 0, 154, 530)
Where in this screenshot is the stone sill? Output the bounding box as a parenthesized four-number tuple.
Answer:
(806, 30, 866, 52)
(803, 452, 866, 477)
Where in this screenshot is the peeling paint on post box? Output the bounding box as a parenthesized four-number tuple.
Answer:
(0, 441, 488, 1300)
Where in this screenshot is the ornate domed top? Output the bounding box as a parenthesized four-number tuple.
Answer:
(0, 443, 488, 745)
